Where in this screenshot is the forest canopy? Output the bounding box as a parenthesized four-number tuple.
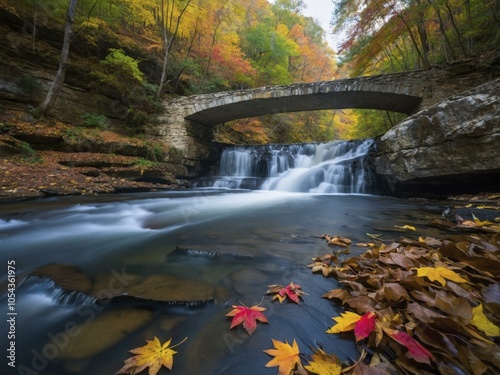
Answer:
(3, 0, 498, 143)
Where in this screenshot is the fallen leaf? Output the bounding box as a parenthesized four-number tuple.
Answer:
(263, 338, 302, 375)
(326, 311, 362, 334)
(322, 289, 349, 302)
(304, 347, 342, 375)
(354, 312, 377, 341)
(395, 225, 417, 231)
(225, 303, 269, 336)
(470, 303, 500, 337)
(116, 336, 187, 375)
(385, 329, 433, 365)
(472, 213, 493, 227)
(366, 233, 382, 239)
(414, 266, 468, 286)
(267, 282, 307, 304)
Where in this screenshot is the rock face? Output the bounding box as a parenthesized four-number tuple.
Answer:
(373, 79, 500, 195)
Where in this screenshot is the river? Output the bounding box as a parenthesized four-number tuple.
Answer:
(0, 141, 449, 375)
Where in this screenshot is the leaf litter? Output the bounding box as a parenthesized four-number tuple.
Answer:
(310, 212, 500, 374)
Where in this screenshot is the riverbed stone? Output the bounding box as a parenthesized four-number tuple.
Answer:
(230, 267, 269, 297)
(54, 308, 152, 360)
(124, 274, 216, 303)
(91, 273, 216, 303)
(28, 264, 93, 293)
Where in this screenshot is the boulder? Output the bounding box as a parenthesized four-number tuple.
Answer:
(28, 264, 93, 293)
(373, 79, 500, 196)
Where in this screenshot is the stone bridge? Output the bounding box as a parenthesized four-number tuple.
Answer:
(150, 64, 495, 173)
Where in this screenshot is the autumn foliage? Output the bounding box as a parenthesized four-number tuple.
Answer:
(226, 303, 269, 336)
(118, 211, 499, 375)
(311, 216, 500, 373)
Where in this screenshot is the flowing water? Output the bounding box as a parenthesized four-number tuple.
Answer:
(213, 140, 375, 193)
(0, 141, 449, 375)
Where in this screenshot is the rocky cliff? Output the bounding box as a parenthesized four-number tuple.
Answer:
(373, 79, 500, 196)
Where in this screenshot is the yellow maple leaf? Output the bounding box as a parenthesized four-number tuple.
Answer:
(263, 338, 302, 375)
(116, 336, 187, 375)
(304, 347, 342, 375)
(414, 266, 468, 286)
(326, 311, 362, 334)
(471, 304, 500, 337)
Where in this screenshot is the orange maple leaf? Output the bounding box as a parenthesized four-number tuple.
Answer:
(225, 303, 269, 335)
(266, 282, 307, 304)
(116, 336, 187, 375)
(263, 338, 303, 375)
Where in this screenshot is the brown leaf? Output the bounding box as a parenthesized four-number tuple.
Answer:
(323, 289, 349, 301)
(434, 291, 472, 322)
(376, 283, 410, 302)
(389, 252, 417, 269)
(439, 241, 471, 261)
(461, 257, 500, 277)
(406, 302, 446, 323)
(344, 296, 380, 313)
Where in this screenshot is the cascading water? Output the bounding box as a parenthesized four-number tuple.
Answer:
(213, 139, 375, 193)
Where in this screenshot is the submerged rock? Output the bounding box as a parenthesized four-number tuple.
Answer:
(124, 274, 216, 304)
(169, 245, 256, 258)
(54, 308, 152, 360)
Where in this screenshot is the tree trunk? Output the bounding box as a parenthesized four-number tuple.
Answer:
(156, 0, 193, 99)
(37, 0, 77, 114)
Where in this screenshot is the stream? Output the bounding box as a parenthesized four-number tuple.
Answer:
(0, 141, 451, 375)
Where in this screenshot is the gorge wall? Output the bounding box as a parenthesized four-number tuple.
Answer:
(373, 78, 500, 196)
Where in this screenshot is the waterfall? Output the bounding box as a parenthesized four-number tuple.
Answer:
(213, 139, 375, 193)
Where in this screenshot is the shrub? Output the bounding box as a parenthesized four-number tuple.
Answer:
(81, 112, 108, 129)
(100, 48, 144, 83)
(19, 142, 41, 163)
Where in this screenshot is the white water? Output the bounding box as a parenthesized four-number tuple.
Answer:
(214, 140, 374, 193)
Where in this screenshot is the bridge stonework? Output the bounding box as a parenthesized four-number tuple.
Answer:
(148, 62, 496, 170)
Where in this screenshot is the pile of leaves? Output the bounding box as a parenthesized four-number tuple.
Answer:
(309, 217, 500, 374)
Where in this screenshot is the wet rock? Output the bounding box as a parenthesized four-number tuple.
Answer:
(90, 272, 142, 299)
(124, 274, 216, 304)
(93, 272, 217, 305)
(374, 79, 500, 195)
(55, 308, 152, 360)
(28, 264, 93, 293)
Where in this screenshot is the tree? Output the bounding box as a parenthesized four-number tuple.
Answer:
(157, 0, 194, 99)
(37, 0, 78, 114)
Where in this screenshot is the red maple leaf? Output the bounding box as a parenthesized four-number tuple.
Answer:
(225, 304, 269, 335)
(354, 312, 376, 341)
(387, 329, 433, 364)
(266, 282, 307, 304)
